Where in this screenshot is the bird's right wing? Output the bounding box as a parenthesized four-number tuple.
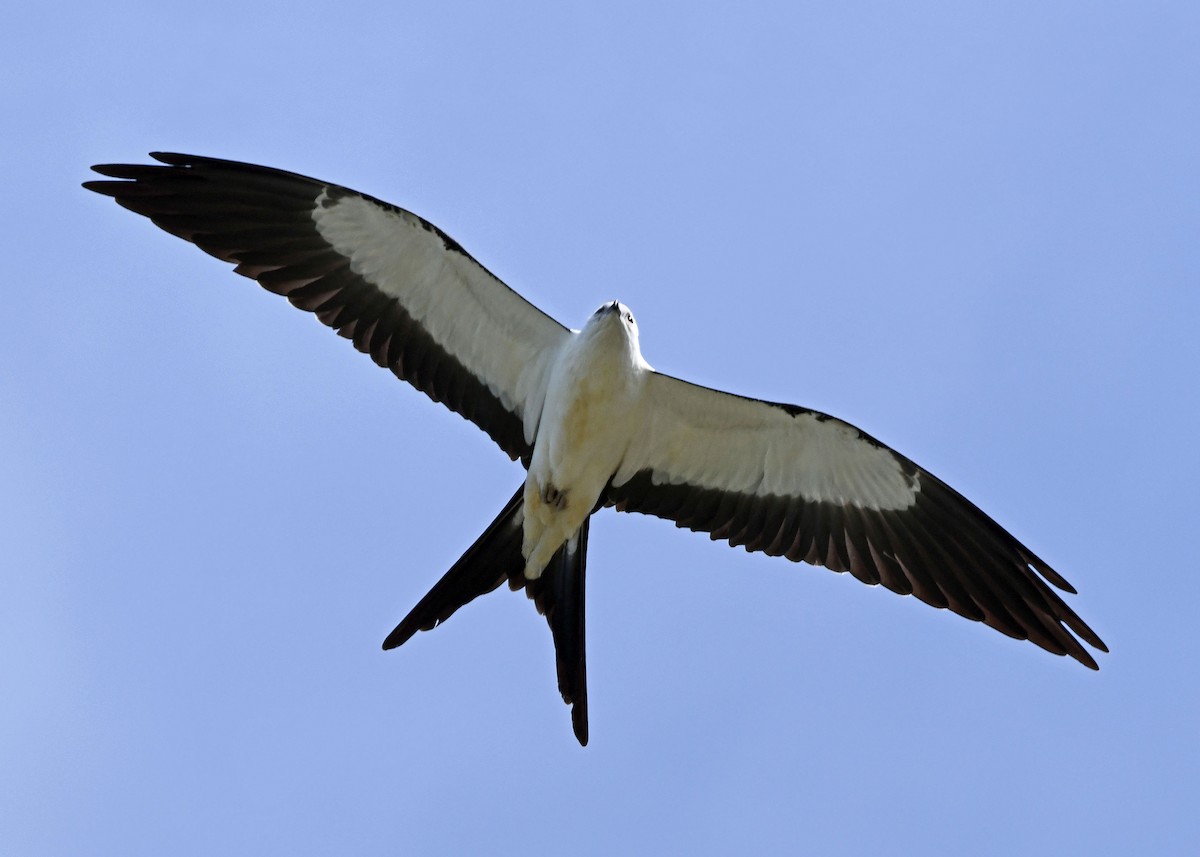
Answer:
(85, 153, 571, 463)
(606, 372, 1106, 668)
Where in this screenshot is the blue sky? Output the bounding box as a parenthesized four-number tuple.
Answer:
(4, 2, 1198, 854)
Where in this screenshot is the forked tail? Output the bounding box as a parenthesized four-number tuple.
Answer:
(383, 486, 591, 745)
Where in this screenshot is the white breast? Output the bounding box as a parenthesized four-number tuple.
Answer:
(521, 316, 646, 576)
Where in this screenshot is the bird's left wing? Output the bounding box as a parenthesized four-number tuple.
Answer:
(85, 153, 570, 462)
(607, 372, 1107, 668)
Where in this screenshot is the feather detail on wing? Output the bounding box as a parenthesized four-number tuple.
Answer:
(84, 153, 569, 462)
(608, 372, 1108, 668)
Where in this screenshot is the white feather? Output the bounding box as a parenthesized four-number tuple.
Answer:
(312, 191, 567, 445)
(615, 374, 918, 510)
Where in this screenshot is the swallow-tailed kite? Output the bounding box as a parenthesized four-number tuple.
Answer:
(85, 153, 1107, 745)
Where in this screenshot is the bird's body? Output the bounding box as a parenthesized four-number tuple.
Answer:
(85, 153, 1107, 746)
(525, 303, 645, 578)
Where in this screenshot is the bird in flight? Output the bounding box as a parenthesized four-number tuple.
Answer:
(85, 153, 1107, 745)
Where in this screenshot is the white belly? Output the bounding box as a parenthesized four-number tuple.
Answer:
(522, 329, 644, 577)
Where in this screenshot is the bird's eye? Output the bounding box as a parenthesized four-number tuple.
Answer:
(625, 312, 635, 324)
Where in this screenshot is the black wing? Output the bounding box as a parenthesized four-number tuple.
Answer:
(85, 153, 570, 462)
(607, 373, 1107, 668)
